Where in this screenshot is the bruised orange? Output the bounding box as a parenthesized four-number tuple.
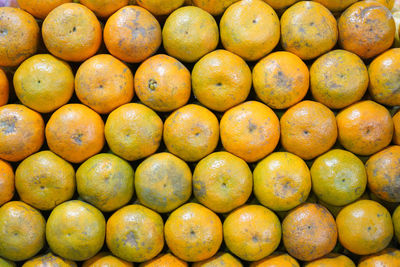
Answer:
(358, 248, 400, 267)
(137, 0, 184, 15)
(304, 253, 355, 267)
(139, 253, 187, 267)
(192, 252, 242, 267)
(23, 253, 77, 267)
(17, 0, 72, 19)
(80, 0, 129, 18)
(250, 252, 300, 267)
(0, 68, 9, 107)
(0, 159, 13, 206)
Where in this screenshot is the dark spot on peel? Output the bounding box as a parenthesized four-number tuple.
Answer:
(248, 120, 257, 133)
(72, 133, 83, 145)
(123, 231, 138, 248)
(148, 79, 157, 91)
(0, 116, 17, 134)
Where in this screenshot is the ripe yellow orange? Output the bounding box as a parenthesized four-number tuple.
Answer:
(0, 159, 14, 206)
(192, 252, 242, 267)
(80, 0, 129, 18)
(82, 252, 132, 267)
(0, 68, 9, 107)
(250, 252, 300, 267)
(23, 253, 77, 267)
(304, 253, 355, 267)
(139, 253, 187, 267)
(137, 0, 185, 15)
(358, 248, 400, 267)
(17, 0, 72, 19)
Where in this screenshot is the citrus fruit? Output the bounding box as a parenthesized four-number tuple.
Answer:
(192, 0, 239, 15)
(393, 205, 400, 243)
(23, 253, 77, 267)
(304, 253, 355, 267)
(80, 0, 129, 18)
(262, 0, 297, 10)
(0, 257, 15, 267)
(394, 111, 400, 144)
(358, 248, 400, 267)
(83, 252, 132, 267)
(0, 68, 9, 107)
(312, 0, 357, 12)
(137, 0, 184, 15)
(139, 253, 187, 267)
(192, 252, 242, 267)
(0, 159, 14, 206)
(250, 252, 300, 267)
(17, 0, 72, 19)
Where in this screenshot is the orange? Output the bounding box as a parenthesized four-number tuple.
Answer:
(17, 0, 72, 19)
(13, 54, 74, 113)
(105, 103, 163, 161)
(310, 50, 369, 109)
(83, 252, 132, 267)
(165, 203, 222, 262)
(0, 159, 13, 206)
(139, 253, 187, 267)
(135, 152, 192, 213)
(304, 253, 355, 267)
(0, 104, 44, 162)
(104, 5, 161, 63)
(46, 104, 105, 163)
(0, 68, 9, 107)
(254, 152, 311, 212)
(75, 54, 134, 114)
(0, 257, 15, 267)
(394, 111, 400, 144)
(358, 248, 400, 267)
(80, 0, 129, 18)
(46, 200, 105, 261)
(0, 7, 39, 67)
(163, 104, 219, 162)
(192, 49, 251, 112)
(193, 151, 252, 213)
(280, 101, 337, 160)
(137, 0, 185, 15)
(376, 0, 395, 9)
(282, 203, 337, 261)
(336, 200, 393, 255)
(252, 51, 309, 109)
(106, 204, 164, 262)
(192, 252, 242, 267)
(393, 205, 400, 243)
(338, 1, 395, 59)
(220, 0, 280, 61)
(220, 101, 280, 163)
(280, 1, 338, 60)
(134, 54, 191, 112)
(0, 201, 45, 261)
(312, 0, 357, 12)
(42, 3, 102, 62)
(192, 0, 240, 15)
(262, 0, 297, 10)
(162, 6, 218, 63)
(23, 253, 77, 267)
(336, 100, 393, 156)
(250, 252, 300, 267)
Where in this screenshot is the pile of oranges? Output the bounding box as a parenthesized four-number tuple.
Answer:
(1, 0, 400, 266)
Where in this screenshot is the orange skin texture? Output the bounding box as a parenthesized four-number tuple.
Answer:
(75, 54, 134, 114)
(0, 159, 13, 206)
(46, 104, 105, 164)
(42, 3, 102, 62)
(220, 101, 280, 163)
(0, 201, 46, 262)
(192, 49, 251, 112)
(23, 253, 77, 267)
(249, 252, 300, 267)
(368, 48, 400, 106)
(0, 104, 44, 162)
(134, 54, 191, 112)
(281, 1, 338, 60)
(104, 6, 161, 63)
(193, 151, 252, 213)
(83, 252, 132, 267)
(312, 0, 358, 12)
(336, 200, 393, 255)
(0, 68, 9, 107)
(80, 0, 129, 18)
(192, 0, 239, 15)
(336, 100, 393, 156)
(105, 103, 163, 161)
(359, 248, 400, 267)
(137, 0, 185, 15)
(220, 0, 280, 61)
(338, 1, 395, 59)
(223, 205, 281, 261)
(192, 252, 242, 267)
(17, 0, 72, 19)
(310, 49, 369, 109)
(282, 203, 337, 261)
(253, 51, 309, 110)
(139, 253, 187, 267)
(254, 152, 311, 212)
(262, 0, 297, 10)
(162, 6, 219, 63)
(164, 203, 222, 262)
(394, 111, 400, 144)
(393, 206, 400, 243)
(280, 100, 337, 160)
(304, 253, 355, 267)
(135, 152, 192, 213)
(163, 104, 219, 162)
(14, 54, 75, 113)
(375, 0, 395, 9)
(0, 257, 14, 267)
(0, 7, 39, 67)
(106, 204, 164, 263)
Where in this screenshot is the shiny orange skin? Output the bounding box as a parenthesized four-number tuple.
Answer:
(358, 248, 400, 267)
(134, 54, 191, 112)
(192, 0, 239, 15)
(192, 252, 242, 267)
(281, 1, 338, 60)
(313, 0, 357, 12)
(46, 104, 105, 164)
(282, 203, 337, 261)
(0, 7, 39, 67)
(104, 6, 161, 63)
(262, 0, 297, 10)
(139, 253, 187, 267)
(280, 101, 337, 160)
(42, 3, 102, 62)
(336, 200, 393, 255)
(0, 159, 14, 206)
(250, 252, 300, 267)
(0, 104, 44, 162)
(75, 54, 134, 114)
(220, 101, 280, 163)
(0, 68, 9, 107)
(336, 100, 393, 156)
(137, 0, 184, 15)
(164, 203, 222, 262)
(338, 1, 395, 59)
(23, 253, 77, 267)
(304, 253, 355, 267)
(394, 111, 400, 144)
(80, 0, 129, 18)
(17, 0, 72, 19)
(83, 252, 132, 267)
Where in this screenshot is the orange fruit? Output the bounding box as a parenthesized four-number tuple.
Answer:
(17, 0, 72, 19)
(135, 152, 192, 213)
(192, 252, 242, 267)
(0, 68, 9, 107)
(358, 248, 400, 267)
(106, 204, 164, 262)
(254, 152, 311, 212)
(250, 252, 300, 267)
(280, 100, 337, 160)
(262, 0, 297, 10)
(394, 111, 400, 145)
(13, 54, 74, 113)
(0, 201, 45, 261)
(42, 3, 102, 62)
(75, 54, 134, 114)
(0, 104, 44, 162)
(0, 7, 39, 67)
(193, 151, 252, 213)
(192, 49, 251, 112)
(165, 203, 222, 262)
(83, 252, 132, 267)
(46, 200, 105, 261)
(192, 0, 240, 15)
(336, 100, 393, 156)
(0, 159, 14, 206)
(104, 5, 161, 63)
(139, 253, 187, 267)
(312, 0, 357, 12)
(304, 253, 355, 267)
(282, 203, 337, 261)
(252, 51, 309, 109)
(80, 0, 129, 18)
(376, 0, 395, 9)
(105, 103, 163, 161)
(137, 0, 185, 15)
(0, 257, 15, 267)
(393, 205, 400, 243)
(134, 54, 191, 112)
(220, 0, 280, 61)
(310, 49, 369, 109)
(23, 253, 77, 267)
(220, 101, 280, 163)
(46, 104, 105, 163)
(336, 200, 393, 255)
